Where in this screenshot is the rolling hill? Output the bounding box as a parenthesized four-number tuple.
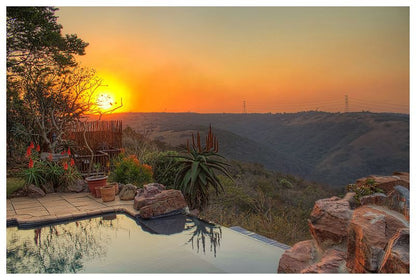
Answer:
(103, 111, 409, 188)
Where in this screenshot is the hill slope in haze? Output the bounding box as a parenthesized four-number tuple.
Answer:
(103, 111, 409, 188)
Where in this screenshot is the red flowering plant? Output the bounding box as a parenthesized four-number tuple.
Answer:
(109, 154, 153, 187)
(21, 142, 46, 188)
(21, 143, 80, 192)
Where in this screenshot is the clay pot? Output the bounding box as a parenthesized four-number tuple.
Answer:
(101, 184, 115, 202)
(85, 176, 108, 196)
(95, 186, 102, 198)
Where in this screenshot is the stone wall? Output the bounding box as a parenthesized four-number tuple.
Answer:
(278, 172, 409, 273)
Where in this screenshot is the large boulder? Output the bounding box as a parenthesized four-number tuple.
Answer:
(355, 174, 409, 195)
(379, 228, 409, 273)
(301, 249, 348, 273)
(278, 172, 410, 274)
(27, 184, 46, 198)
(134, 186, 188, 219)
(346, 206, 408, 272)
(119, 183, 137, 200)
(278, 240, 318, 273)
(386, 186, 409, 220)
(308, 196, 353, 249)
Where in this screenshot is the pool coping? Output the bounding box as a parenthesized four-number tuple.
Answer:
(6, 192, 142, 228)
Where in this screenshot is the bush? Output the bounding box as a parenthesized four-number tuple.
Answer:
(144, 150, 181, 188)
(20, 143, 81, 191)
(109, 154, 153, 187)
(346, 178, 385, 202)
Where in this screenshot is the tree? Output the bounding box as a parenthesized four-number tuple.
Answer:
(6, 7, 98, 157)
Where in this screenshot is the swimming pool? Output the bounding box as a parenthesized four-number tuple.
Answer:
(7, 213, 285, 273)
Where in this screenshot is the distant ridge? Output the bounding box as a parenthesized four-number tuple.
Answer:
(103, 111, 409, 188)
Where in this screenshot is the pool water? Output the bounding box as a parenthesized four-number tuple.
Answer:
(7, 214, 284, 273)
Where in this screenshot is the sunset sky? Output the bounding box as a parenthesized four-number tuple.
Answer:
(56, 6, 409, 114)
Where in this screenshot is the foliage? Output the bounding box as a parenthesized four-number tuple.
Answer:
(199, 161, 340, 245)
(144, 150, 182, 188)
(346, 178, 385, 202)
(6, 7, 102, 162)
(7, 177, 25, 197)
(122, 126, 167, 163)
(20, 142, 81, 191)
(109, 154, 153, 187)
(174, 126, 232, 211)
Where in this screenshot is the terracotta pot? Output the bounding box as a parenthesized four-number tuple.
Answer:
(108, 182, 119, 195)
(95, 186, 102, 198)
(85, 176, 108, 196)
(101, 185, 115, 202)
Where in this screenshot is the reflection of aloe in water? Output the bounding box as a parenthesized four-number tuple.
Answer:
(7, 216, 117, 273)
(185, 218, 222, 257)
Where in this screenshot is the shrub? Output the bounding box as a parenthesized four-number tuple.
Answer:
(174, 126, 232, 211)
(144, 150, 181, 188)
(21, 143, 81, 191)
(109, 154, 153, 187)
(346, 178, 385, 202)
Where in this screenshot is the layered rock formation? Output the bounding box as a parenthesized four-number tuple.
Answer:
(133, 183, 188, 219)
(278, 172, 409, 273)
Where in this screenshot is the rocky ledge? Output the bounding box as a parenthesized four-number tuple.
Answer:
(278, 172, 409, 273)
(133, 183, 188, 219)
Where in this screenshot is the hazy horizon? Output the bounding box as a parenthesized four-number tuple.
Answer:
(57, 7, 409, 114)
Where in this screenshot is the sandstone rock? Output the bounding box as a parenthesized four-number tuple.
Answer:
(41, 181, 55, 194)
(308, 196, 353, 249)
(379, 228, 409, 273)
(301, 249, 348, 273)
(119, 183, 137, 200)
(278, 240, 318, 273)
(143, 184, 163, 197)
(66, 179, 86, 193)
(355, 174, 409, 195)
(386, 186, 409, 220)
(27, 184, 46, 198)
(360, 193, 387, 206)
(343, 192, 359, 209)
(346, 206, 408, 272)
(135, 189, 187, 219)
(143, 183, 166, 191)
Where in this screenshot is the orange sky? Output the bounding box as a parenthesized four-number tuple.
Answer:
(56, 7, 409, 114)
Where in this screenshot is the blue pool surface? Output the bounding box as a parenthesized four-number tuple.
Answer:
(7, 213, 285, 273)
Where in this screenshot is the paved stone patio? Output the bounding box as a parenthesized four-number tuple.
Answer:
(7, 192, 140, 227)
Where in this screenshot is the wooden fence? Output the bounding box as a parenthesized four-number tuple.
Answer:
(67, 120, 123, 176)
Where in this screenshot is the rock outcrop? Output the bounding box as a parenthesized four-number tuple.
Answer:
(27, 184, 46, 198)
(118, 183, 137, 200)
(278, 172, 409, 274)
(133, 183, 188, 219)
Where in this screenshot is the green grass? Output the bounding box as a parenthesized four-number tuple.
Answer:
(7, 177, 25, 198)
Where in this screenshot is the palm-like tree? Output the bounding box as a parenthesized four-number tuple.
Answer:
(174, 125, 232, 211)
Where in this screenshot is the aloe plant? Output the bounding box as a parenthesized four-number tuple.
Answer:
(174, 126, 232, 211)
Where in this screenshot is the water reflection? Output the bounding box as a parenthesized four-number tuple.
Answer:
(184, 218, 222, 257)
(138, 215, 222, 257)
(7, 214, 223, 273)
(7, 215, 117, 273)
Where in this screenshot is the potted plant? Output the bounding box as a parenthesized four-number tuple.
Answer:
(100, 184, 115, 202)
(86, 163, 107, 197)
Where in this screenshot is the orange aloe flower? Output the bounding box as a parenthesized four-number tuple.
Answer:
(36, 144, 40, 152)
(63, 162, 68, 170)
(70, 158, 75, 167)
(48, 153, 53, 161)
(26, 146, 31, 157)
(29, 142, 34, 149)
(28, 158, 34, 168)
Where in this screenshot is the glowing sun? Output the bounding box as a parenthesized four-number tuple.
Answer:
(96, 93, 114, 110)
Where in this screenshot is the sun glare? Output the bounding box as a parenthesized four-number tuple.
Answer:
(96, 93, 115, 111)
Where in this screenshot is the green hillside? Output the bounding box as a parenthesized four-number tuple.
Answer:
(104, 111, 409, 188)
